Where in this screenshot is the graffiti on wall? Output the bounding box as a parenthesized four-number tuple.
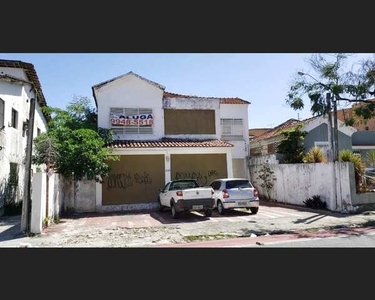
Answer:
(106, 172, 152, 190)
(175, 170, 219, 186)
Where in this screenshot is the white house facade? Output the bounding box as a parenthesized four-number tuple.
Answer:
(0, 59, 49, 215)
(92, 72, 251, 212)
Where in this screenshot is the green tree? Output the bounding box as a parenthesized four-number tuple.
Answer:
(276, 124, 307, 163)
(286, 53, 375, 124)
(32, 96, 118, 182)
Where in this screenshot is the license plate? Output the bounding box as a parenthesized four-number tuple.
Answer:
(237, 201, 248, 206)
(192, 205, 203, 210)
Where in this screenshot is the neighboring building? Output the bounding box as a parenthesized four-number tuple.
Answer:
(249, 128, 272, 141)
(250, 115, 357, 161)
(92, 71, 250, 211)
(335, 102, 375, 163)
(0, 59, 49, 214)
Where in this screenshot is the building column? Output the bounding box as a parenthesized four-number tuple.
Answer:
(226, 150, 233, 178)
(96, 179, 102, 212)
(165, 151, 171, 183)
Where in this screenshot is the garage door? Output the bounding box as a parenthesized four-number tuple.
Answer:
(102, 155, 165, 205)
(171, 154, 227, 186)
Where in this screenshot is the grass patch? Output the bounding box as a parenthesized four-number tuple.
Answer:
(184, 233, 240, 242)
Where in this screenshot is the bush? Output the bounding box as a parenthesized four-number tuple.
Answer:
(303, 195, 327, 209)
(339, 150, 365, 192)
(304, 147, 327, 163)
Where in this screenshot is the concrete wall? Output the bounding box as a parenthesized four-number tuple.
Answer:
(250, 162, 353, 212)
(60, 177, 96, 213)
(30, 172, 46, 234)
(348, 163, 375, 206)
(249, 154, 279, 166)
(232, 158, 246, 178)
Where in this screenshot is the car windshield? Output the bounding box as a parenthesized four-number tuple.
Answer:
(170, 180, 199, 190)
(226, 180, 252, 189)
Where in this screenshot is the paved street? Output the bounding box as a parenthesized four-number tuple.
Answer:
(1, 201, 375, 247)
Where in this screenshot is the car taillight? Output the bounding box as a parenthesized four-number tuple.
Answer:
(254, 188, 259, 198)
(222, 189, 229, 198)
(176, 191, 183, 197)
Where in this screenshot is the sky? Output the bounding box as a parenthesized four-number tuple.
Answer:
(0, 53, 373, 129)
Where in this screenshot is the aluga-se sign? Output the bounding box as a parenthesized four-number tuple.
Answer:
(110, 113, 154, 126)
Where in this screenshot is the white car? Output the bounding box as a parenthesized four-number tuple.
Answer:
(158, 179, 215, 219)
(208, 178, 259, 215)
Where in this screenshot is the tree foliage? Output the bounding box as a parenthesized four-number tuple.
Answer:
(286, 53, 375, 124)
(276, 124, 307, 163)
(32, 96, 118, 181)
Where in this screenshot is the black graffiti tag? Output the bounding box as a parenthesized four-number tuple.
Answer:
(107, 173, 133, 190)
(208, 170, 218, 177)
(134, 172, 152, 186)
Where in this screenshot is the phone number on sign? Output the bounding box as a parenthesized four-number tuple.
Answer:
(110, 118, 154, 125)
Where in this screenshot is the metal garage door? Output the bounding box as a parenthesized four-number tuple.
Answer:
(102, 155, 165, 205)
(171, 154, 227, 186)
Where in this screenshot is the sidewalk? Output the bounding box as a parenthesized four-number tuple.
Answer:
(2, 201, 375, 247)
(154, 226, 375, 247)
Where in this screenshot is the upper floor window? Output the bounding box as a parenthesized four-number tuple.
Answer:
(164, 109, 216, 135)
(110, 107, 153, 135)
(11, 108, 18, 129)
(220, 118, 243, 140)
(0, 98, 4, 129)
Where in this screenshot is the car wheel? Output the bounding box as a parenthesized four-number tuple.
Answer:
(204, 209, 212, 217)
(217, 200, 225, 215)
(250, 207, 259, 215)
(171, 203, 179, 219)
(158, 197, 164, 212)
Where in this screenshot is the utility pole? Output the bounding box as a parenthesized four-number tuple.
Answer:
(333, 95, 339, 162)
(326, 93, 334, 162)
(21, 95, 36, 234)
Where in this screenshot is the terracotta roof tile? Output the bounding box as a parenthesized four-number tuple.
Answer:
(252, 118, 304, 142)
(0, 59, 49, 120)
(107, 138, 234, 149)
(163, 91, 250, 105)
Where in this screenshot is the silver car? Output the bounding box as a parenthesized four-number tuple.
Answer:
(208, 178, 259, 215)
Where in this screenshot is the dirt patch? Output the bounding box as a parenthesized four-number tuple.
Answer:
(184, 233, 241, 242)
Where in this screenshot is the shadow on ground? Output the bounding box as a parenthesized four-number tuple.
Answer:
(293, 214, 327, 224)
(150, 208, 256, 224)
(260, 199, 357, 219)
(0, 215, 25, 243)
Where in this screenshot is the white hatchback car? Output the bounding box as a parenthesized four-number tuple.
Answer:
(208, 178, 259, 215)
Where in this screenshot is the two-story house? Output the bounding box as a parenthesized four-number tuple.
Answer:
(0, 59, 49, 215)
(92, 71, 250, 212)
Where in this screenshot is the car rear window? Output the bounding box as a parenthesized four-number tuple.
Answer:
(171, 180, 199, 190)
(226, 180, 252, 189)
